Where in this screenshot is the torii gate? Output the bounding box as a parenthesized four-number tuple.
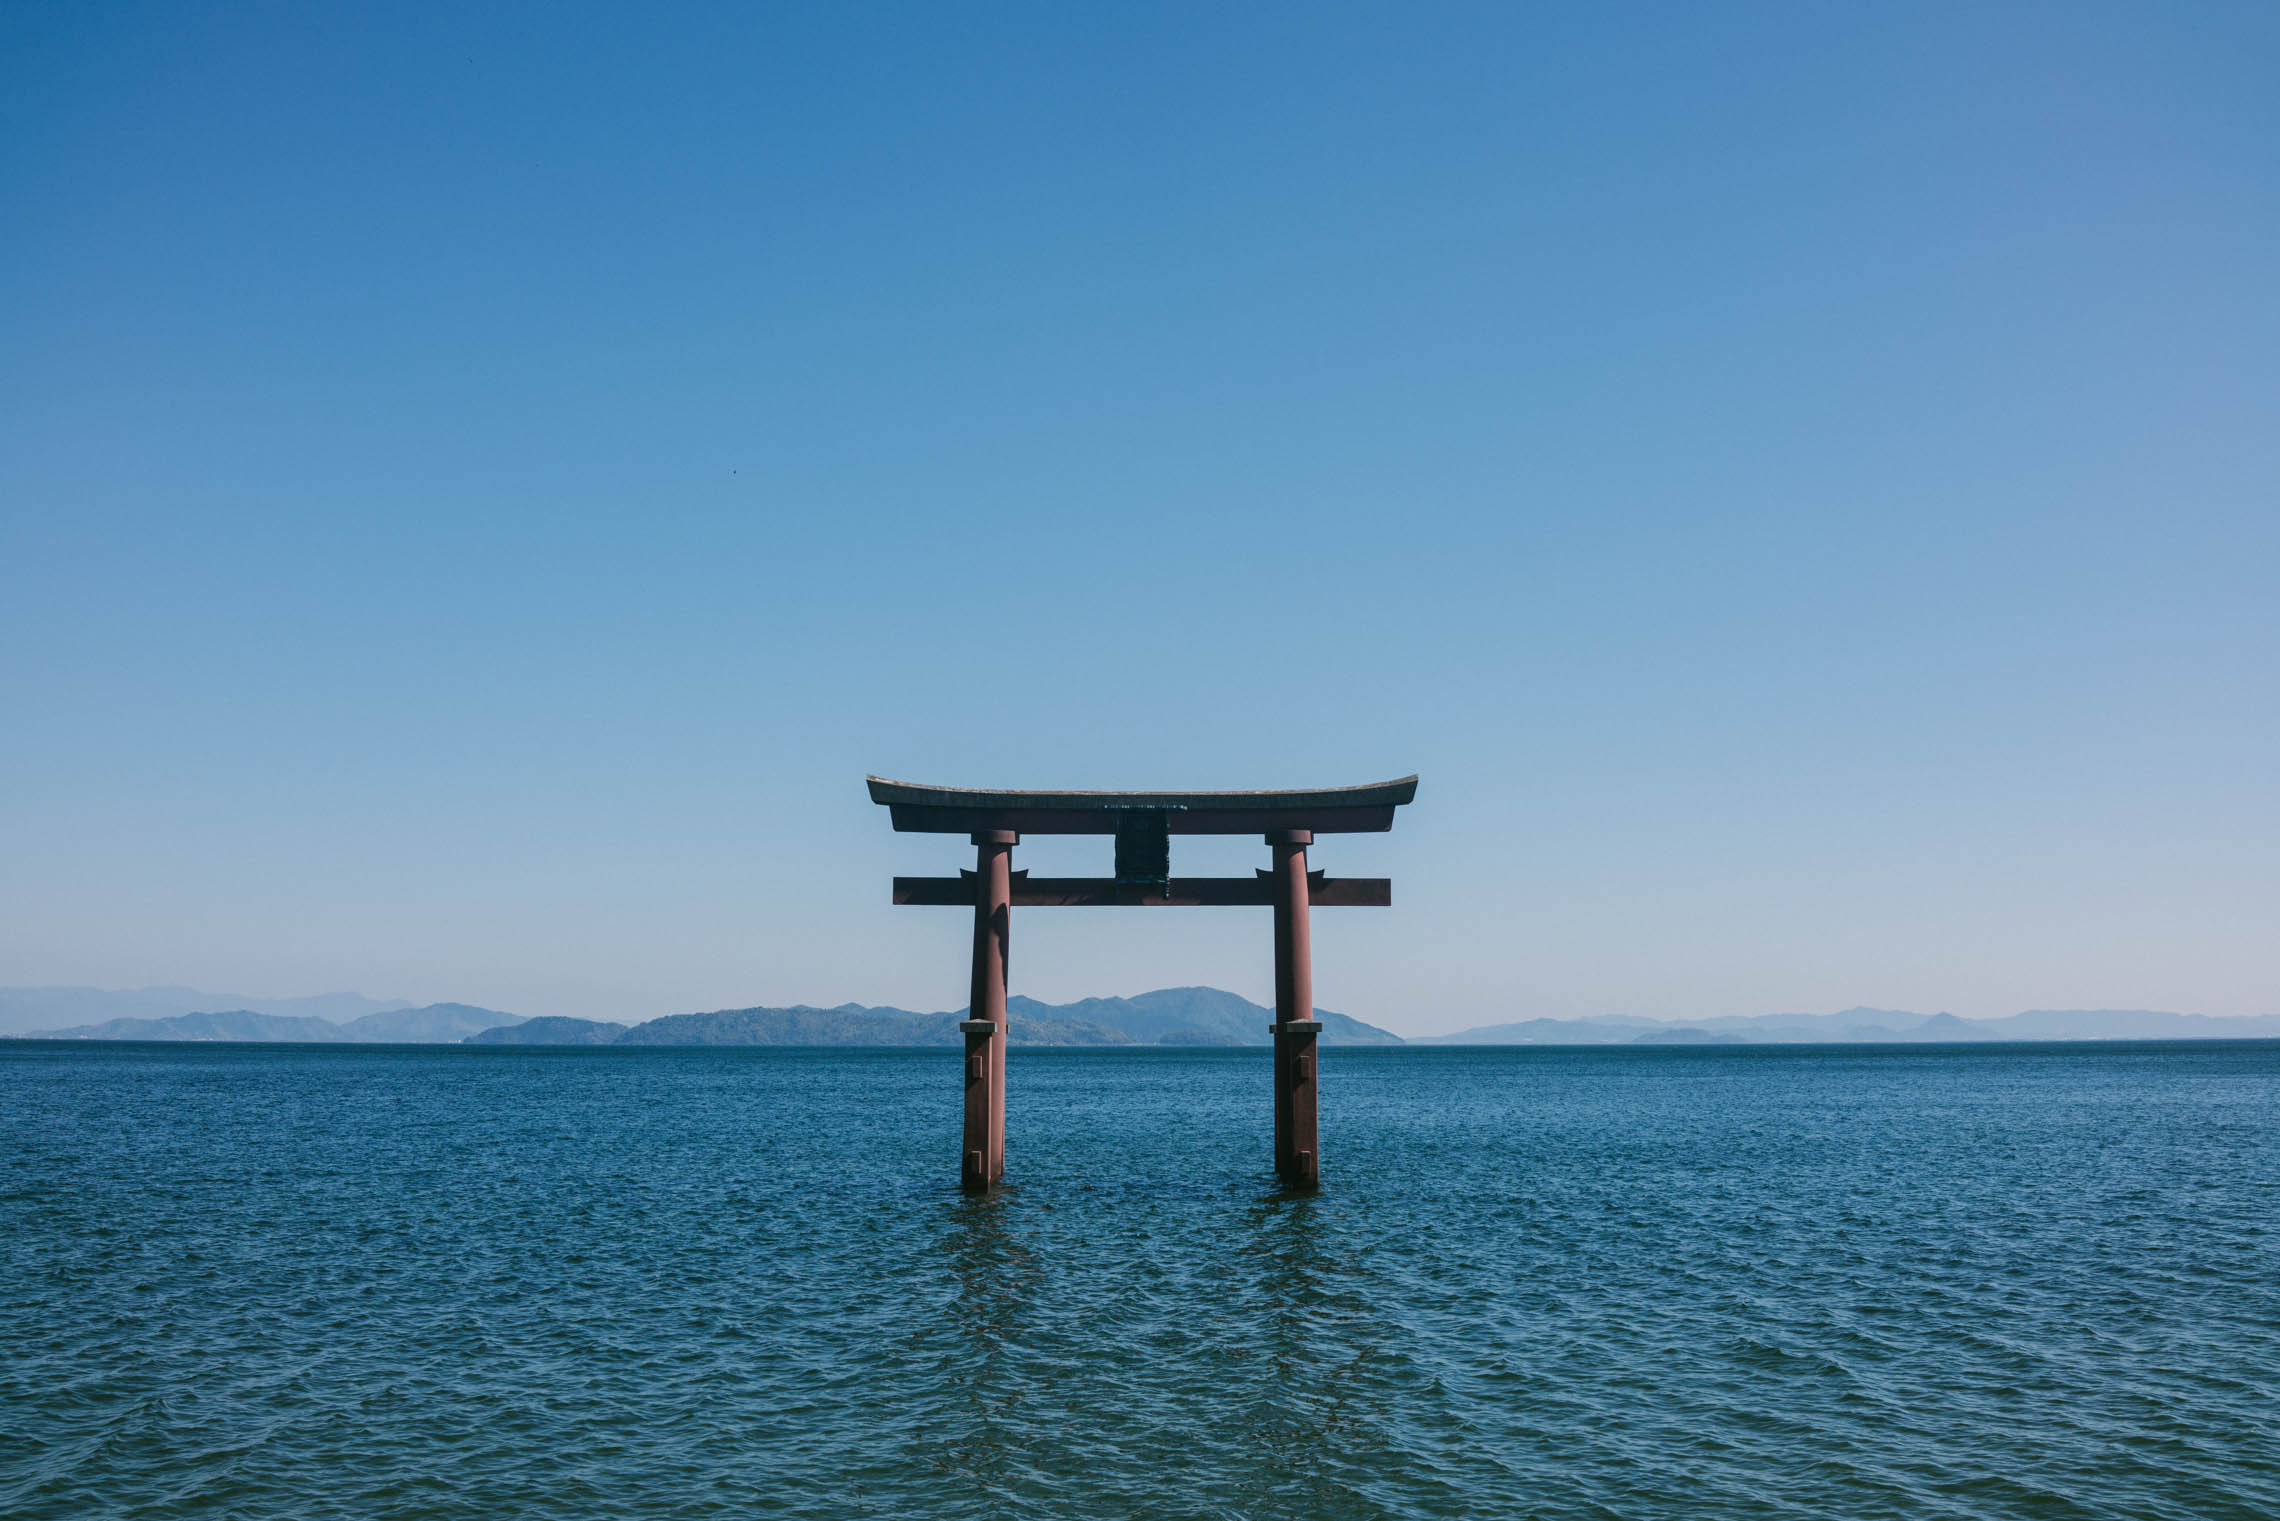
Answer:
(868, 775, 1417, 1191)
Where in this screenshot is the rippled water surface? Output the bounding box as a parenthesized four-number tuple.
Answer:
(4, 1041, 2277, 1519)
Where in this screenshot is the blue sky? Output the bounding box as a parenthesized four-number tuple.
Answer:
(3, 3, 2273, 1034)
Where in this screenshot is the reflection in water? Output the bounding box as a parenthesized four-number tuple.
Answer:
(1250, 1184, 1331, 1379)
(945, 1187, 1036, 1341)
(910, 1187, 1042, 1500)
(1239, 1185, 1409, 1515)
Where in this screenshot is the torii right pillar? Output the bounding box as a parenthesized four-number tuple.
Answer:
(1268, 828, 1321, 1187)
(960, 829, 1014, 1194)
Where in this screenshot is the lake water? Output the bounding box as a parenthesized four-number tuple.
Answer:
(3, 1041, 2276, 1519)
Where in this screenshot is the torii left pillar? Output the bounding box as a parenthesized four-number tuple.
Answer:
(1269, 828, 1322, 1188)
(960, 830, 1015, 1193)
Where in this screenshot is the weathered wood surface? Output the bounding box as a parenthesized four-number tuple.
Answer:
(867, 775, 1416, 835)
(892, 873, 1391, 907)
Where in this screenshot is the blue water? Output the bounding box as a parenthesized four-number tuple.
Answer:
(3, 1041, 2275, 1519)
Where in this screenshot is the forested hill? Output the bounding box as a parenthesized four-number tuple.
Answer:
(592, 988, 1399, 1047)
(8, 987, 1403, 1047)
(19, 1003, 519, 1043)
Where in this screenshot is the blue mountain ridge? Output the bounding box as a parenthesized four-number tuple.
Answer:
(0, 986, 411, 1037)
(1413, 1007, 2280, 1044)
(18, 1003, 520, 1043)
(11, 988, 2275, 1047)
(597, 987, 1400, 1047)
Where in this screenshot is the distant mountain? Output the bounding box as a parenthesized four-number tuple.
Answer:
(1009, 987, 1403, 1046)
(1905, 1013, 1994, 1042)
(1411, 1016, 1657, 1046)
(1977, 1009, 2280, 1040)
(1422, 1007, 2280, 1045)
(613, 1005, 944, 1046)
(23, 1009, 351, 1042)
(467, 1016, 628, 1046)
(337, 1003, 522, 1041)
(7, 985, 1410, 1048)
(488, 987, 1404, 1047)
(16, 988, 2273, 1049)
(21, 1003, 522, 1043)
(611, 1004, 1136, 1046)
(0, 986, 411, 1037)
(1702, 1007, 1938, 1041)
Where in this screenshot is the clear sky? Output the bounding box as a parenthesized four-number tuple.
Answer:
(3, 3, 2274, 1035)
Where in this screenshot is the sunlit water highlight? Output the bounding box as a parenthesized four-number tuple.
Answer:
(3, 1041, 2276, 1519)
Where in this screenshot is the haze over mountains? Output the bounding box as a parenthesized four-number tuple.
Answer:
(13, 987, 1398, 1047)
(0, 986, 412, 1038)
(10, 1002, 521, 1044)
(1412, 1007, 2280, 1043)
(7, 986, 2276, 1047)
(591, 988, 1401, 1048)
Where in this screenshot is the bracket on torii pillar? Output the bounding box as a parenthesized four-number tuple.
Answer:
(867, 775, 1417, 1192)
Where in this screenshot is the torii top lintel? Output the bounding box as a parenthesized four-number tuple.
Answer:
(865, 775, 1418, 836)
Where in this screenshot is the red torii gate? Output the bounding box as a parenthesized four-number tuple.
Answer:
(868, 775, 1417, 1191)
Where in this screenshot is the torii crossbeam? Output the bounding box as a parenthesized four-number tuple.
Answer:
(869, 775, 1418, 1191)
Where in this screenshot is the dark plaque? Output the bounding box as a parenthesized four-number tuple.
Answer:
(1114, 809, 1172, 894)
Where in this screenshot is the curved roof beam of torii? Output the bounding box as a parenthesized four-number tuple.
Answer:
(866, 775, 1418, 835)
